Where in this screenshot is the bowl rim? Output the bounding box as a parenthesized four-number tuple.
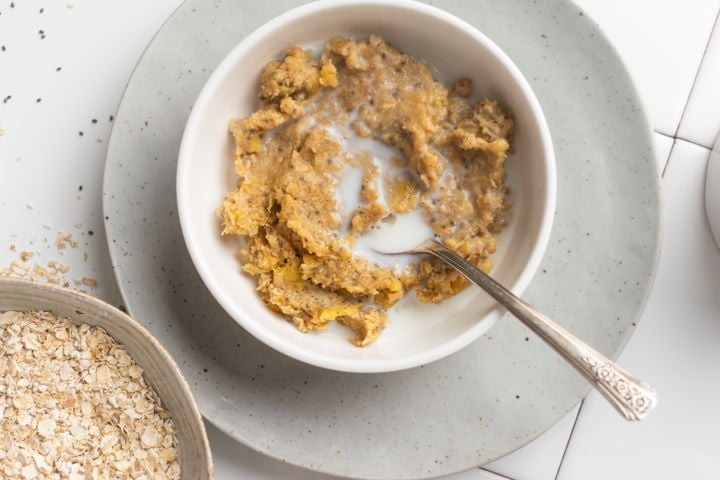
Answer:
(0, 277, 215, 478)
(176, 0, 557, 373)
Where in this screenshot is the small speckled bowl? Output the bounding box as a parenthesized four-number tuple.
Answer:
(177, 0, 556, 373)
(0, 278, 214, 479)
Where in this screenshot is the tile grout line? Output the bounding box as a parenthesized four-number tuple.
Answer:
(654, 128, 712, 149)
(653, 130, 674, 141)
(652, 130, 713, 179)
(652, 129, 677, 179)
(670, 133, 712, 151)
(661, 138, 677, 179)
(480, 467, 515, 480)
(672, 6, 720, 139)
(552, 400, 585, 480)
(650, 130, 675, 178)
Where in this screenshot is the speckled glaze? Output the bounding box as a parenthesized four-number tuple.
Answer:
(0, 278, 214, 480)
(102, 0, 661, 479)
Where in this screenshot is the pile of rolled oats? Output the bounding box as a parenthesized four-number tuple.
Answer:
(0, 310, 180, 479)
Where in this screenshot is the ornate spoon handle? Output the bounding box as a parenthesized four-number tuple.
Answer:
(420, 239, 657, 420)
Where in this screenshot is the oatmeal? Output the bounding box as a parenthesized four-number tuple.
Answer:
(222, 35, 512, 346)
(0, 310, 180, 479)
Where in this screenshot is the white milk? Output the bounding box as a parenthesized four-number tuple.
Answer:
(336, 165, 364, 235)
(328, 121, 433, 266)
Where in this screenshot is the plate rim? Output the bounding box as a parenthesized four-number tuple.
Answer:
(102, 0, 662, 477)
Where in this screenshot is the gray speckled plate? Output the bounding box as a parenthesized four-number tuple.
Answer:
(102, 1, 661, 479)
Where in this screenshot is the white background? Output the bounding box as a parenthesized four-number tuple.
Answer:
(1, 1, 719, 479)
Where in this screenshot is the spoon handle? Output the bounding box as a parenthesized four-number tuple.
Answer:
(421, 239, 657, 421)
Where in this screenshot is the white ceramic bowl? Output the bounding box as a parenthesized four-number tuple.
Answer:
(177, 0, 556, 373)
(0, 278, 214, 479)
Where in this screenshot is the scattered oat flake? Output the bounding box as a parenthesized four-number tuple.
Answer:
(55, 231, 78, 250)
(0, 311, 181, 479)
(1, 256, 71, 287)
(47, 260, 70, 273)
(26, 203, 34, 210)
(1, 249, 101, 294)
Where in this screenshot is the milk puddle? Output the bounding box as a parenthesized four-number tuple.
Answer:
(328, 124, 479, 335)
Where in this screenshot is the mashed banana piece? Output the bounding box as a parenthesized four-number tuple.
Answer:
(222, 35, 512, 346)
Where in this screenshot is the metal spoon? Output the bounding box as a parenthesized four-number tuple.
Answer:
(379, 238, 657, 421)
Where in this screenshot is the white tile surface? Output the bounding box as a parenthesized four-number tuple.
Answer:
(483, 407, 580, 480)
(572, 0, 720, 135)
(678, 18, 720, 148)
(0, 0, 182, 304)
(557, 140, 720, 480)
